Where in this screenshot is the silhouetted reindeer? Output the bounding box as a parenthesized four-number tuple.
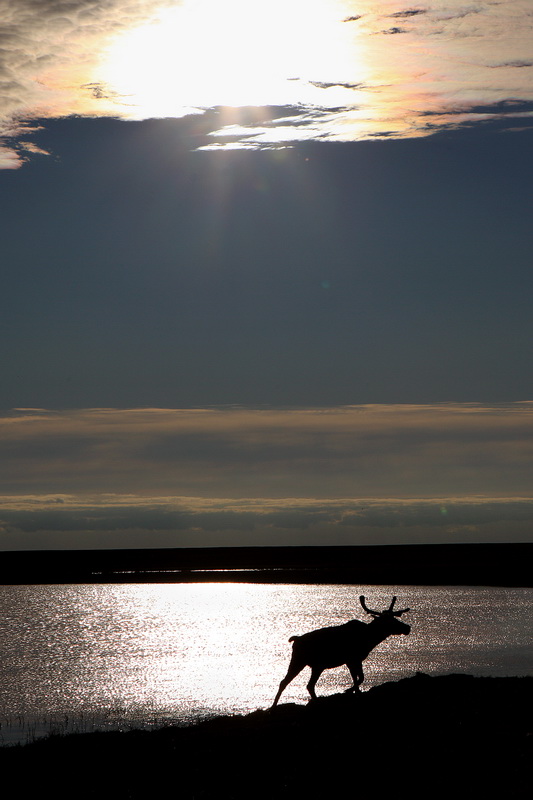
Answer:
(271, 595, 411, 707)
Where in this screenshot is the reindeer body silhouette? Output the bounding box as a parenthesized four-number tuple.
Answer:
(271, 596, 410, 707)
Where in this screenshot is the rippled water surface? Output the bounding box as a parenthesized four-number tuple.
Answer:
(0, 584, 531, 744)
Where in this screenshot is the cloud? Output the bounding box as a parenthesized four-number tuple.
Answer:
(487, 61, 533, 69)
(309, 81, 363, 90)
(380, 27, 407, 34)
(417, 97, 533, 135)
(389, 9, 428, 18)
(4, 404, 533, 490)
(2, 0, 533, 163)
(434, 6, 482, 22)
(1, 493, 532, 549)
(0, 0, 175, 166)
(1, 402, 533, 547)
(422, 99, 533, 116)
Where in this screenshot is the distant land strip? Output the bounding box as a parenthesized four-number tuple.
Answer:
(0, 543, 531, 587)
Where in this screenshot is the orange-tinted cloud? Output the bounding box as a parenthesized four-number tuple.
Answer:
(1, 404, 533, 547)
(2, 1, 533, 166)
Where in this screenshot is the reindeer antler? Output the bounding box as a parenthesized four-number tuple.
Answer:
(392, 605, 410, 616)
(385, 596, 409, 617)
(359, 595, 380, 617)
(361, 595, 410, 617)
(389, 596, 410, 616)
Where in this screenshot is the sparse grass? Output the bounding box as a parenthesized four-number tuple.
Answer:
(0, 704, 187, 746)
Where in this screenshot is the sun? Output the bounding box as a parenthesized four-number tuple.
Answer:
(94, 0, 361, 118)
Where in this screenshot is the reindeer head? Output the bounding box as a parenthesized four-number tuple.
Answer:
(360, 595, 411, 636)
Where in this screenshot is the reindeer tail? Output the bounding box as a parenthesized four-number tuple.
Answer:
(288, 635, 300, 643)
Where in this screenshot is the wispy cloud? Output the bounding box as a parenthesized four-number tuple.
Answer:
(1, 1, 533, 166)
(1, 404, 533, 547)
(380, 26, 407, 34)
(0, 0, 175, 167)
(388, 9, 428, 18)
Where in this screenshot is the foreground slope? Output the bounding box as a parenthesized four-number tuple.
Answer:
(1, 674, 531, 799)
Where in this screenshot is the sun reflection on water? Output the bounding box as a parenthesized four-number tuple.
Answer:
(0, 583, 531, 743)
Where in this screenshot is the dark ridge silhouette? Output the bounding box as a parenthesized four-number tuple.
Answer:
(0, 542, 531, 585)
(272, 595, 410, 706)
(0, 675, 530, 799)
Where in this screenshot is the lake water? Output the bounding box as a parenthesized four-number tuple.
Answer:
(0, 583, 531, 745)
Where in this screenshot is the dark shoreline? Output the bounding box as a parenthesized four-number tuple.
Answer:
(0, 543, 531, 586)
(1, 673, 531, 798)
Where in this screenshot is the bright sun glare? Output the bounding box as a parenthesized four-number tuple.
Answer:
(96, 0, 360, 118)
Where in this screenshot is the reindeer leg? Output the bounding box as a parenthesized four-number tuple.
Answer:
(345, 661, 364, 693)
(306, 666, 324, 701)
(271, 659, 305, 708)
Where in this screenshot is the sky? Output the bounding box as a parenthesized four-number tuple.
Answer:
(1, 0, 533, 550)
